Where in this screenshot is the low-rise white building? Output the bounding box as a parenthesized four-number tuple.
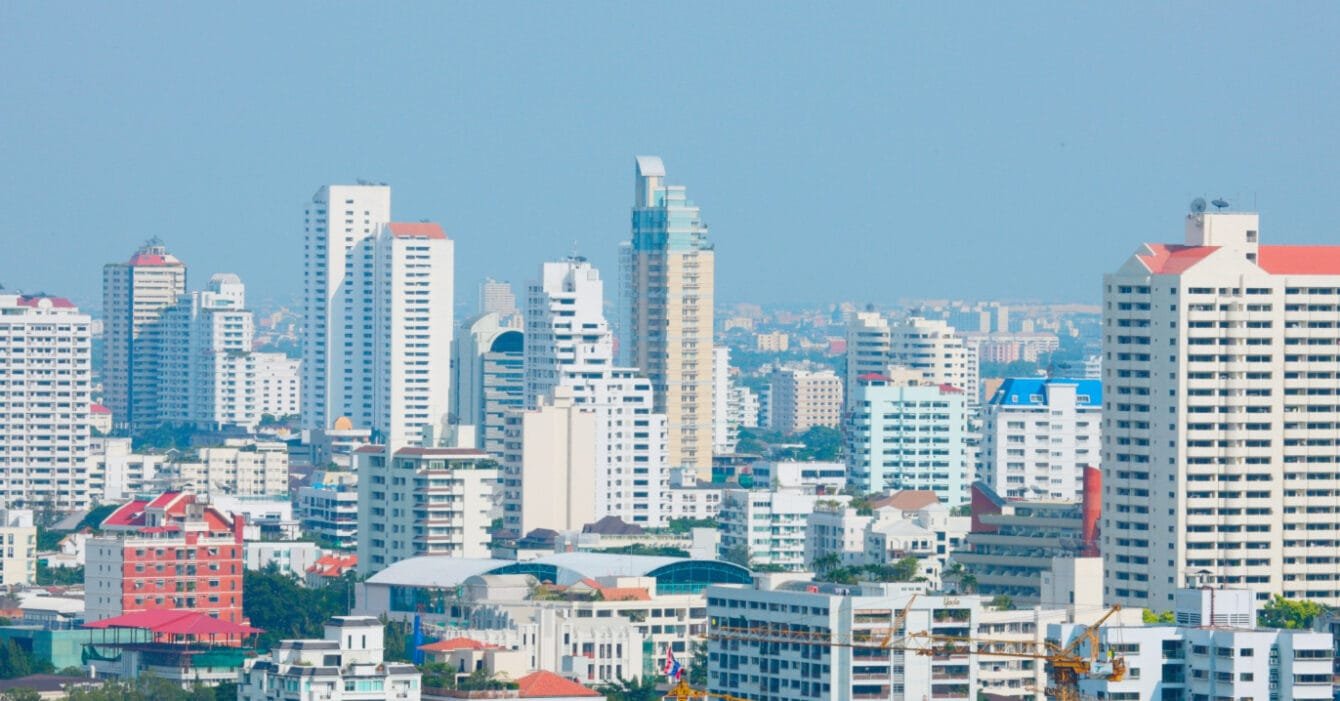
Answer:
(1055, 588, 1333, 701)
(720, 488, 846, 571)
(244, 541, 321, 579)
(239, 616, 421, 701)
(171, 440, 289, 496)
(355, 445, 499, 574)
(297, 470, 358, 551)
(88, 437, 165, 504)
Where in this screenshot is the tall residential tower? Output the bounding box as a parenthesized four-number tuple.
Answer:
(621, 156, 714, 475)
(102, 240, 187, 430)
(1104, 209, 1340, 608)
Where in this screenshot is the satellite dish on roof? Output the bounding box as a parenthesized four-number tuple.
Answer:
(1189, 197, 1207, 215)
(1212, 198, 1229, 209)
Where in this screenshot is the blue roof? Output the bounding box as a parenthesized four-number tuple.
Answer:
(990, 378, 1101, 408)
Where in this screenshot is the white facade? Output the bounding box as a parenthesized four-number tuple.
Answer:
(0, 294, 93, 510)
(501, 387, 598, 535)
(158, 273, 258, 429)
(297, 470, 358, 551)
(302, 184, 392, 434)
(719, 488, 844, 571)
(478, 277, 517, 316)
(372, 222, 454, 449)
(1104, 211, 1340, 608)
(712, 346, 737, 455)
(706, 582, 979, 701)
(102, 240, 187, 430)
(979, 378, 1101, 501)
(844, 310, 892, 404)
(355, 446, 498, 574)
(451, 312, 523, 455)
(0, 509, 36, 587)
(525, 259, 671, 526)
(1055, 588, 1333, 701)
(845, 375, 971, 505)
(239, 617, 421, 701)
(88, 437, 165, 504)
(254, 352, 300, 419)
(731, 384, 760, 430)
(244, 540, 322, 578)
(846, 313, 979, 408)
(171, 441, 289, 496)
(769, 368, 843, 435)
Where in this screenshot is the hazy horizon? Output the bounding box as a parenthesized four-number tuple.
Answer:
(4, 4, 1338, 310)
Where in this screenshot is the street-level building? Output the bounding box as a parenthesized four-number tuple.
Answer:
(239, 616, 421, 701)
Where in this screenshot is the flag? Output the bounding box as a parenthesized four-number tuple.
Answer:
(663, 646, 683, 681)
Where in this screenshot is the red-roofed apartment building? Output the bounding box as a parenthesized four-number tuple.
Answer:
(85, 492, 247, 637)
(1105, 208, 1340, 611)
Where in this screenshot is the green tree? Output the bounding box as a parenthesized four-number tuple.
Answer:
(1259, 596, 1328, 630)
(810, 553, 842, 575)
(1142, 609, 1175, 624)
(597, 544, 690, 558)
(667, 518, 716, 534)
(721, 544, 750, 567)
(989, 594, 1015, 611)
(244, 566, 355, 650)
(0, 639, 53, 679)
(382, 616, 411, 662)
(36, 563, 83, 586)
(0, 689, 42, 701)
(685, 640, 708, 686)
(597, 675, 662, 701)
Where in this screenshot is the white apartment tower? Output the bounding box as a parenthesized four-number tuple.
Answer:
(526, 258, 671, 526)
(0, 295, 93, 510)
(102, 239, 187, 429)
(1104, 208, 1340, 608)
(372, 222, 454, 448)
(846, 312, 979, 408)
(158, 273, 257, 429)
(478, 278, 517, 316)
(301, 184, 392, 434)
(301, 185, 452, 447)
(451, 312, 524, 454)
(978, 378, 1101, 501)
(712, 346, 737, 455)
(769, 368, 844, 435)
(621, 156, 715, 476)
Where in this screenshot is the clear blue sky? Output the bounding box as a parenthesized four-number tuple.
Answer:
(3, 4, 1338, 310)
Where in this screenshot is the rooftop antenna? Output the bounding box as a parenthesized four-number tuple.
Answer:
(1211, 198, 1229, 210)
(1189, 197, 1207, 215)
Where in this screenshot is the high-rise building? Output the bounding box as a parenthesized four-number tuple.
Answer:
(102, 240, 187, 430)
(845, 374, 970, 505)
(621, 156, 715, 475)
(769, 368, 844, 435)
(158, 273, 257, 429)
(978, 378, 1101, 501)
(478, 278, 517, 316)
(845, 313, 979, 408)
(355, 445, 498, 574)
(371, 222, 454, 448)
(500, 386, 597, 535)
(526, 258, 670, 526)
(711, 347, 737, 455)
(0, 294, 93, 510)
(451, 312, 523, 454)
(1104, 209, 1340, 608)
(253, 353, 300, 420)
(301, 184, 392, 435)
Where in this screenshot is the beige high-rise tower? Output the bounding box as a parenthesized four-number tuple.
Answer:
(102, 239, 187, 430)
(620, 156, 715, 475)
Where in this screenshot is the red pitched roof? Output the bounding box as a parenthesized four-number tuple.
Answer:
(90, 403, 111, 415)
(16, 295, 76, 309)
(1135, 244, 1218, 274)
(418, 637, 500, 652)
(126, 252, 182, 266)
(307, 554, 357, 578)
(101, 498, 152, 529)
(1258, 245, 1340, 275)
(872, 490, 941, 512)
(515, 671, 600, 698)
(85, 609, 260, 636)
(388, 222, 447, 239)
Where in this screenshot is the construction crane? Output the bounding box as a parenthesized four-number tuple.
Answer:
(687, 604, 1125, 701)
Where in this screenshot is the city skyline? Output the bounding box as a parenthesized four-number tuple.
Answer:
(5, 4, 1340, 309)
